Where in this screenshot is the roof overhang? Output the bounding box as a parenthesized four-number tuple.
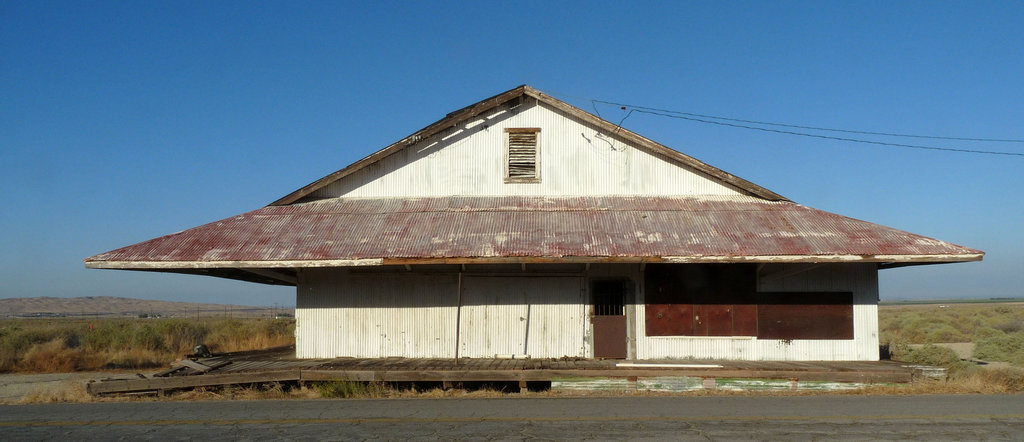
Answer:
(89, 253, 984, 270)
(85, 195, 984, 284)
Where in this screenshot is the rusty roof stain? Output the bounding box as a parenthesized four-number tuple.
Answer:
(85, 196, 983, 268)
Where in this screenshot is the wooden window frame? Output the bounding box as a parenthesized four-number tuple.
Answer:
(504, 128, 541, 183)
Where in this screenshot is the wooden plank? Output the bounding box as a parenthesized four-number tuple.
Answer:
(88, 370, 301, 395)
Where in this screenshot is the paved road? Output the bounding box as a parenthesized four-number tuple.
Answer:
(3, 395, 1023, 440)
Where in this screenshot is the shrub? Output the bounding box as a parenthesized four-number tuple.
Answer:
(993, 319, 1024, 334)
(902, 344, 962, 367)
(20, 339, 90, 372)
(152, 319, 209, 354)
(973, 332, 1024, 365)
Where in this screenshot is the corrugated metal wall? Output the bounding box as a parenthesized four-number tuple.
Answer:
(459, 276, 587, 358)
(636, 263, 880, 361)
(298, 263, 879, 361)
(296, 269, 459, 358)
(296, 269, 590, 359)
(311, 98, 741, 198)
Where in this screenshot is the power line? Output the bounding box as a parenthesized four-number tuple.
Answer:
(630, 109, 1024, 157)
(592, 99, 1024, 143)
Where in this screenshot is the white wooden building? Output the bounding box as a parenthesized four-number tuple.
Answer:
(87, 85, 982, 361)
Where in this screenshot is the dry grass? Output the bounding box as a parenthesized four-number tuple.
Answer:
(881, 303, 1024, 366)
(17, 380, 95, 404)
(0, 317, 294, 373)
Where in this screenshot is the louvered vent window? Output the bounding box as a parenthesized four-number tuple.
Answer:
(505, 128, 540, 183)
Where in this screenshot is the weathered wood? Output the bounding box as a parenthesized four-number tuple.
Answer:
(521, 87, 787, 201)
(88, 370, 301, 395)
(175, 359, 217, 373)
(88, 356, 915, 395)
(271, 86, 531, 206)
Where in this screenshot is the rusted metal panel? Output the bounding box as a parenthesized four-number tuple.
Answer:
(732, 303, 758, 336)
(698, 304, 734, 336)
(757, 292, 855, 340)
(638, 263, 879, 361)
(86, 196, 983, 268)
(643, 264, 757, 337)
(592, 315, 628, 359)
(645, 303, 694, 337)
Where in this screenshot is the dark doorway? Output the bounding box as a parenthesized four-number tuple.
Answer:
(591, 279, 628, 359)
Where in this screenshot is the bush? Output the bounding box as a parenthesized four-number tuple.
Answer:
(902, 344, 962, 367)
(973, 332, 1024, 365)
(20, 339, 90, 372)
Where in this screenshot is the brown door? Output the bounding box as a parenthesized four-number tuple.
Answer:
(591, 280, 628, 359)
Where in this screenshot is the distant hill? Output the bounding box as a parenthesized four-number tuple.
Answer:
(0, 296, 292, 318)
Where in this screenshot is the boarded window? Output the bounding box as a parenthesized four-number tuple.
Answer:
(505, 128, 540, 182)
(644, 264, 757, 337)
(643, 264, 854, 340)
(756, 292, 854, 340)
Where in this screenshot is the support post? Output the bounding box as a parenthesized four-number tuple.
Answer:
(454, 271, 464, 365)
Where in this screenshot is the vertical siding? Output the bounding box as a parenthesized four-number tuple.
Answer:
(296, 269, 459, 358)
(312, 99, 742, 198)
(296, 270, 590, 359)
(459, 276, 586, 358)
(636, 263, 879, 361)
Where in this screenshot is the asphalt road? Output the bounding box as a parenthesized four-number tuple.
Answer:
(3, 395, 1023, 441)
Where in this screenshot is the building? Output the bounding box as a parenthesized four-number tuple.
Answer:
(85, 85, 982, 361)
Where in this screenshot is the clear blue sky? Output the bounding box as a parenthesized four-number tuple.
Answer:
(2, 1, 1021, 306)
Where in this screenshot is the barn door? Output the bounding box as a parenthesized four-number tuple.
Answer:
(459, 276, 586, 358)
(591, 279, 628, 359)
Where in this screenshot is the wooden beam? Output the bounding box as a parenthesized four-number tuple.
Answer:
(88, 370, 301, 395)
(758, 263, 826, 281)
(239, 268, 297, 285)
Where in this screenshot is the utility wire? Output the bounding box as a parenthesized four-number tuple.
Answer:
(592, 99, 1024, 143)
(630, 109, 1024, 157)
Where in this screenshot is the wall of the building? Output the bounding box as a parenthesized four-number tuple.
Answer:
(635, 263, 880, 361)
(296, 263, 879, 361)
(296, 265, 617, 359)
(296, 270, 459, 358)
(310, 98, 743, 199)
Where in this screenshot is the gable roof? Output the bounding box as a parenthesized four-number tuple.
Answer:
(270, 85, 787, 206)
(85, 85, 984, 284)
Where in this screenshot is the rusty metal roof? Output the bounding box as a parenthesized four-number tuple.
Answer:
(85, 196, 982, 269)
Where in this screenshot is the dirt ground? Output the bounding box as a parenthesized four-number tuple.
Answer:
(0, 372, 128, 403)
